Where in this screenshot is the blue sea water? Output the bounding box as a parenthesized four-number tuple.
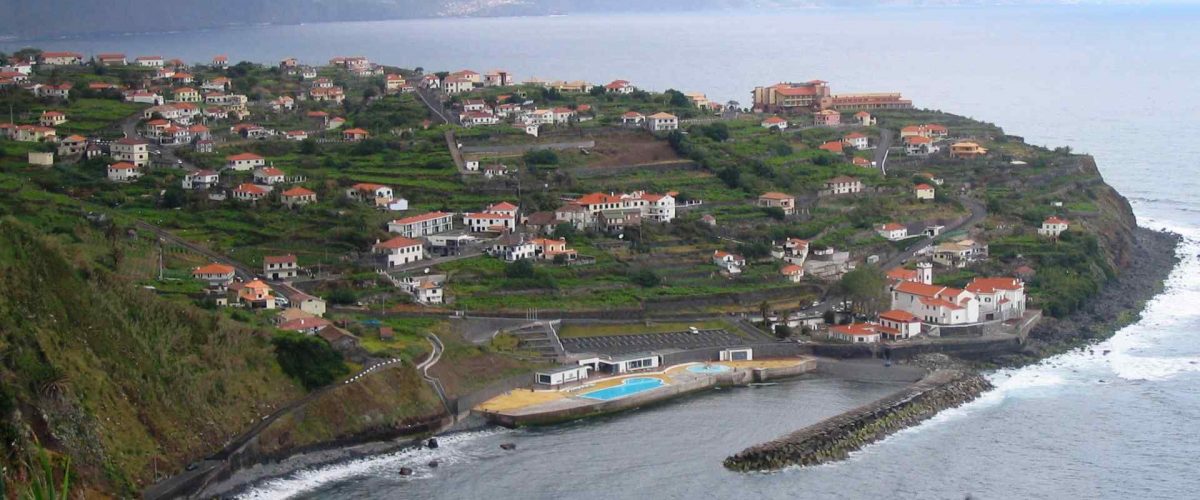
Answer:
(13, 5, 1200, 499)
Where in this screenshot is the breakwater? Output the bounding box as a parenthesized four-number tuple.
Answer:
(723, 370, 992, 472)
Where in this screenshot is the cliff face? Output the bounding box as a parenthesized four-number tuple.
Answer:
(1076, 156, 1139, 270)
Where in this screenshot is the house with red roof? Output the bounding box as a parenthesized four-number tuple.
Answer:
(877, 310, 922, 340)
(1039, 216, 1070, 238)
(238, 280, 276, 309)
(233, 183, 269, 202)
(905, 135, 937, 156)
(182, 169, 219, 190)
(780, 264, 804, 283)
(829, 323, 880, 343)
(854, 111, 875, 126)
(713, 250, 746, 275)
(39, 110, 66, 127)
(890, 281, 979, 325)
(605, 79, 634, 94)
(281, 187, 317, 208)
(135, 56, 164, 68)
(40, 51, 83, 65)
(877, 223, 908, 241)
(373, 236, 425, 268)
(263, 254, 298, 280)
(212, 55, 228, 67)
(97, 53, 126, 66)
(192, 263, 236, 288)
(106, 162, 141, 183)
(758, 192, 796, 215)
(813, 109, 841, 126)
(966, 277, 1027, 321)
(279, 317, 331, 335)
(887, 262, 933, 286)
(465, 211, 515, 233)
(843, 132, 869, 150)
(761, 116, 788, 130)
(818, 141, 844, 154)
(647, 112, 678, 132)
(621, 111, 645, 127)
(388, 211, 454, 238)
(343, 128, 369, 141)
(253, 166, 286, 185)
(915, 183, 936, 201)
(226, 152, 265, 171)
(346, 183, 394, 205)
(824, 176, 862, 195)
(112, 137, 149, 166)
(531, 237, 578, 262)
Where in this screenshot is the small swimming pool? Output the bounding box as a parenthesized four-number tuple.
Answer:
(580, 377, 665, 401)
(687, 364, 732, 374)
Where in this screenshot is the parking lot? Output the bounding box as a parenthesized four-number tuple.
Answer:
(561, 328, 748, 355)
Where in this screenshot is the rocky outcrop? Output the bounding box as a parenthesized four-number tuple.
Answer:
(724, 370, 992, 472)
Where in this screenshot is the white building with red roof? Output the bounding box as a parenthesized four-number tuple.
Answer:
(263, 254, 298, 280)
(966, 277, 1026, 321)
(182, 169, 219, 190)
(226, 152, 265, 171)
(762, 116, 789, 130)
(843, 132, 869, 149)
(877, 310, 922, 340)
(781, 264, 804, 283)
(374, 237, 425, 268)
(647, 112, 678, 132)
(713, 250, 746, 274)
(388, 211, 454, 238)
(106, 162, 141, 182)
(40, 51, 83, 65)
(621, 111, 645, 127)
(890, 281, 979, 325)
(281, 187, 317, 207)
(346, 183, 394, 206)
(605, 80, 634, 94)
(253, 166, 286, 185)
(877, 223, 908, 241)
(465, 212, 515, 233)
(573, 191, 676, 222)
(1039, 216, 1070, 238)
(233, 183, 269, 202)
(192, 263, 236, 288)
(829, 323, 880, 343)
(915, 183, 936, 200)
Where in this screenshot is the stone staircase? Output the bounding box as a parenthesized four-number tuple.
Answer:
(502, 320, 565, 362)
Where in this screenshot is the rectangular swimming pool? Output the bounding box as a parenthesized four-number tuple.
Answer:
(579, 377, 665, 401)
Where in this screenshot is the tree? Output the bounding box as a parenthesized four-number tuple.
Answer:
(299, 138, 318, 155)
(523, 149, 559, 165)
(505, 259, 536, 279)
(665, 89, 690, 107)
(699, 123, 729, 142)
(717, 166, 741, 188)
(836, 265, 889, 316)
(160, 186, 186, 209)
(271, 331, 349, 390)
(589, 85, 606, 96)
(774, 324, 792, 340)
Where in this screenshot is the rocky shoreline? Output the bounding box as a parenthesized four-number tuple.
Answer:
(724, 370, 992, 471)
(1000, 227, 1181, 365)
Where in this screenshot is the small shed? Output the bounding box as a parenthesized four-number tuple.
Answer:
(536, 365, 591, 386)
(719, 348, 753, 362)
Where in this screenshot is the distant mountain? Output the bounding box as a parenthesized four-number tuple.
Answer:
(0, 0, 1162, 40)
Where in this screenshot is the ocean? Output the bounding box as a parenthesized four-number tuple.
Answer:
(10, 5, 1200, 499)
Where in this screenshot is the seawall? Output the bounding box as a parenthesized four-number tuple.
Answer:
(723, 370, 992, 472)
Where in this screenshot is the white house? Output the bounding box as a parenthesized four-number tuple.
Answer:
(824, 176, 863, 195)
(374, 237, 425, 268)
(621, 112, 645, 127)
(226, 152, 265, 171)
(843, 132, 869, 150)
(829, 323, 880, 344)
(263, 254, 299, 280)
(465, 212, 515, 232)
(877, 223, 908, 241)
(915, 183, 936, 200)
(966, 277, 1027, 321)
(388, 211, 454, 238)
(577, 352, 660, 375)
(713, 250, 746, 274)
(647, 112, 678, 132)
(252, 166, 286, 185)
(1039, 216, 1070, 238)
(890, 281, 979, 325)
(182, 169, 219, 190)
(877, 310, 922, 340)
(106, 162, 141, 182)
(488, 233, 536, 262)
(346, 183, 394, 205)
(762, 116, 788, 130)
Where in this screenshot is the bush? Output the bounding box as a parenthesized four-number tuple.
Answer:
(505, 259, 536, 279)
(326, 287, 356, 305)
(271, 331, 349, 390)
(523, 149, 559, 165)
(629, 268, 661, 288)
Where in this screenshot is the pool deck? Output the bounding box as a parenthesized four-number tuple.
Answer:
(475, 357, 817, 426)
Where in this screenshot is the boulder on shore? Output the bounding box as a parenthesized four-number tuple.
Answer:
(500, 443, 517, 450)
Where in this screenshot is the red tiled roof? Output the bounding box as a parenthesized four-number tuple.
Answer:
(1045, 216, 1069, 225)
(264, 254, 297, 265)
(781, 264, 803, 275)
(234, 183, 267, 194)
(879, 310, 919, 323)
(281, 187, 316, 197)
(392, 211, 451, 225)
(227, 152, 264, 161)
(759, 192, 793, 200)
(375, 236, 422, 249)
(966, 277, 1023, 294)
(193, 263, 234, 275)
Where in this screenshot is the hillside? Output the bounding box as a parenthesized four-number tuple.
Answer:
(0, 218, 306, 494)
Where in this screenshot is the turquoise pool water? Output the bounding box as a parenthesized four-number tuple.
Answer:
(687, 364, 732, 374)
(580, 377, 665, 401)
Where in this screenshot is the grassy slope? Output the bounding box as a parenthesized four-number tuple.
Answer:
(0, 219, 305, 494)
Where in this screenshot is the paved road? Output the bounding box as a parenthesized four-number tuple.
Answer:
(459, 139, 595, 155)
(874, 127, 894, 172)
(415, 87, 454, 125)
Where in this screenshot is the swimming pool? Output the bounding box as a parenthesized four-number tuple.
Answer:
(579, 377, 665, 401)
(687, 364, 732, 374)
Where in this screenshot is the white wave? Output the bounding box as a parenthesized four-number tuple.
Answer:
(236, 428, 510, 500)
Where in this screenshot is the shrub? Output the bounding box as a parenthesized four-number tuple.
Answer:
(271, 331, 349, 390)
(523, 149, 559, 165)
(629, 268, 661, 288)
